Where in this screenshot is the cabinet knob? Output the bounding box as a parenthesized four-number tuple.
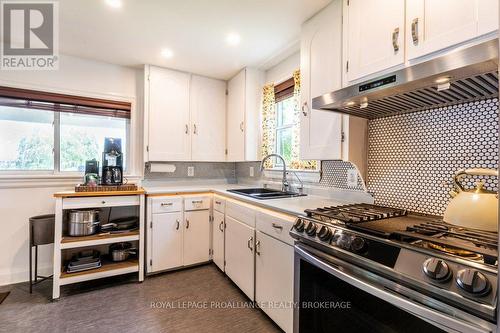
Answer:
(302, 102, 308, 116)
(101, 201, 106, 204)
(411, 18, 419, 45)
(392, 27, 400, 52)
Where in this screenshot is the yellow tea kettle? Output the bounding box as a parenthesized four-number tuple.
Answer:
(443, 168, 498, 231)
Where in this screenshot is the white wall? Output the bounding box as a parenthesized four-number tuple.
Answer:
(0, 54, 143, 285)
(264, 51, 300, 85)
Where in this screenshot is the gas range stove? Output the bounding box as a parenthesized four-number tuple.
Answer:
(290, 203, 498, 323)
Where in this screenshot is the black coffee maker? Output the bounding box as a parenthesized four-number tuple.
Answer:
(101, 137, 123, 185)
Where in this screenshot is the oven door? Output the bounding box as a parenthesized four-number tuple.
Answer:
(294, 244, 496, 333)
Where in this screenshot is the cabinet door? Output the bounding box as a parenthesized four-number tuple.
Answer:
(183, 210, 210, 266)
(478, 0, 499, 36)
(212, 210, 225, 271)
(255, 231, 294, 333)
(226, 69, 246, 161)
(190, 75, 226, 161)
(300, 0, 343, 160)
(406, 0, 479, 60)
(345, 0, 405, 81)
(148, 66, 191, 161)
(151, 212, 183, 272)
(225, 216, 255, 300)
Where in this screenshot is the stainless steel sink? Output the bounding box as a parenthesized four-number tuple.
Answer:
(227, 188, 306, 200)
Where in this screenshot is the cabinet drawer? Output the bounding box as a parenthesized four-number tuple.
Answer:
(184, 195, 211, 211)
(63, 195, 139, 210)
(151, 197, 183, 213)
(226, 200, 256, 228)
(213, 195, 226, 213)
(256, 210, 295, 246)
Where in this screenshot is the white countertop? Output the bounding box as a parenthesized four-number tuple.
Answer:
(143, 183, 372, 216)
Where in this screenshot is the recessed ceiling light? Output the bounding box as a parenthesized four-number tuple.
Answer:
(105, 0, 122, 8)
(226, 33, 241, 46)
(161, 48, 174, 59)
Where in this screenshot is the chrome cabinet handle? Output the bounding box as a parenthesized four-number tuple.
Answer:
(176, 219, 180, 230)
(411, 18, 419, 44)
(302, 102, 308, 116)
(272, 223, 283, 230)
(185, 124, 189, 134)
(186, 219, 190, 229)
(193, 124, 197, 134)
(218, 221, 224, 232)
(392, 27, 399, 52)
(161, 202, 173, 206)
(239, 121, 244, 132)
(191, 200, 203, 204)
(247, 236, 253, 252)
(255, 240, 261, 256)
(101, 200, 106, 204)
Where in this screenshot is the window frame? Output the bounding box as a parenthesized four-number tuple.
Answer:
(0, 86, 132, 177)
(274, 97, 295, 168)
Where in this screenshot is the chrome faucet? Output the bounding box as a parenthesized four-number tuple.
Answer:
(260, 154, 289, 192)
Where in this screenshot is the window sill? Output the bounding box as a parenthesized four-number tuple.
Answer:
(0, 173, 142, 189)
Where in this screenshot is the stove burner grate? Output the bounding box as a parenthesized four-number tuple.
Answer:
(305, 203, 408, 223)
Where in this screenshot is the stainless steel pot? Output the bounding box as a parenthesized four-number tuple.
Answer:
(68, 209, 100, 236)
(109, 242, 136, 262)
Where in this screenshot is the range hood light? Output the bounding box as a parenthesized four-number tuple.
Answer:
(345, 101, 355, 107)
(360, 101, 369, 109)
(435, 76, 451, 84)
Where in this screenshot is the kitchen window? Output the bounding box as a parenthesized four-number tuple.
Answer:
(261, 71, 317, 170)
(0, 86, 131, 173)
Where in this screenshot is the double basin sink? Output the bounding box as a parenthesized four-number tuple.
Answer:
(227, 188, 306, 200)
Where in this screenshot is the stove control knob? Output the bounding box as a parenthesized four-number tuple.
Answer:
(423, 258, 451, 281)
(293, 219, 305, 232)
(350, 237, 367, 254)
(456, 269, 491, 295)
(305, 221, 317, 236)
(317, 226, 333, 241)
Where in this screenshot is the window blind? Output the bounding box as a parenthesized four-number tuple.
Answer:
(0, 86, 131, 119)
(274, 77, 295, 102)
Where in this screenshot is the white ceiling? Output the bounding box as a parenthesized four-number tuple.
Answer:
(57, 0, 331, 80)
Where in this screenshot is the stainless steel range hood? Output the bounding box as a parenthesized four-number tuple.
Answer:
(312, 39, 499, 119)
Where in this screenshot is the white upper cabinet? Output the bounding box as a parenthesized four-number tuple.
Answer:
(478, 0, 499, 35)
(145, 66, 227, 162)
(300, 0, 344, 160)
(190, 75, 226, 161)
(345, 0, 405, 82)
(406, 0, 498, 61)
(147, 66, 191, 161)
(226, 68, 264, 162)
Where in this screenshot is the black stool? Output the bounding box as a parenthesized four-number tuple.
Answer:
(29, 214, 55, 293)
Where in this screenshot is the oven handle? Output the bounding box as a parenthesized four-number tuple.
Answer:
(295, 245, 494, 333)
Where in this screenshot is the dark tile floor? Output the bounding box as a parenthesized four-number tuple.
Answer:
(0, 264, 282, 333)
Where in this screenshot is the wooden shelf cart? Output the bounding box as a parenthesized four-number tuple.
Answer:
(52, 189, 145, 299)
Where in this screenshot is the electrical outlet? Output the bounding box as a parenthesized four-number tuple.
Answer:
(187, 166, 195, 177)
(249, 166, 254, 177)
(347, 169, 358, 188)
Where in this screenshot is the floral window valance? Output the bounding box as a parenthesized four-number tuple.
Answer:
(261, 70, 317, 170)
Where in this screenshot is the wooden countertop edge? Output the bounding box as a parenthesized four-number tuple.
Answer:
(54, 189, 146, 198)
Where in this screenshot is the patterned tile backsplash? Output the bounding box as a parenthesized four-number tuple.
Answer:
(367, 98, 498, 216)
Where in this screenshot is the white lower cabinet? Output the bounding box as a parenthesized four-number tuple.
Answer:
(212, 210, 225, 271)
(147, 195, 210, 274)
(150, 211, 183, 272)
(224, 215, 255, 301)
(184, 210, 210, 266)
(255, 231, 294, 333)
